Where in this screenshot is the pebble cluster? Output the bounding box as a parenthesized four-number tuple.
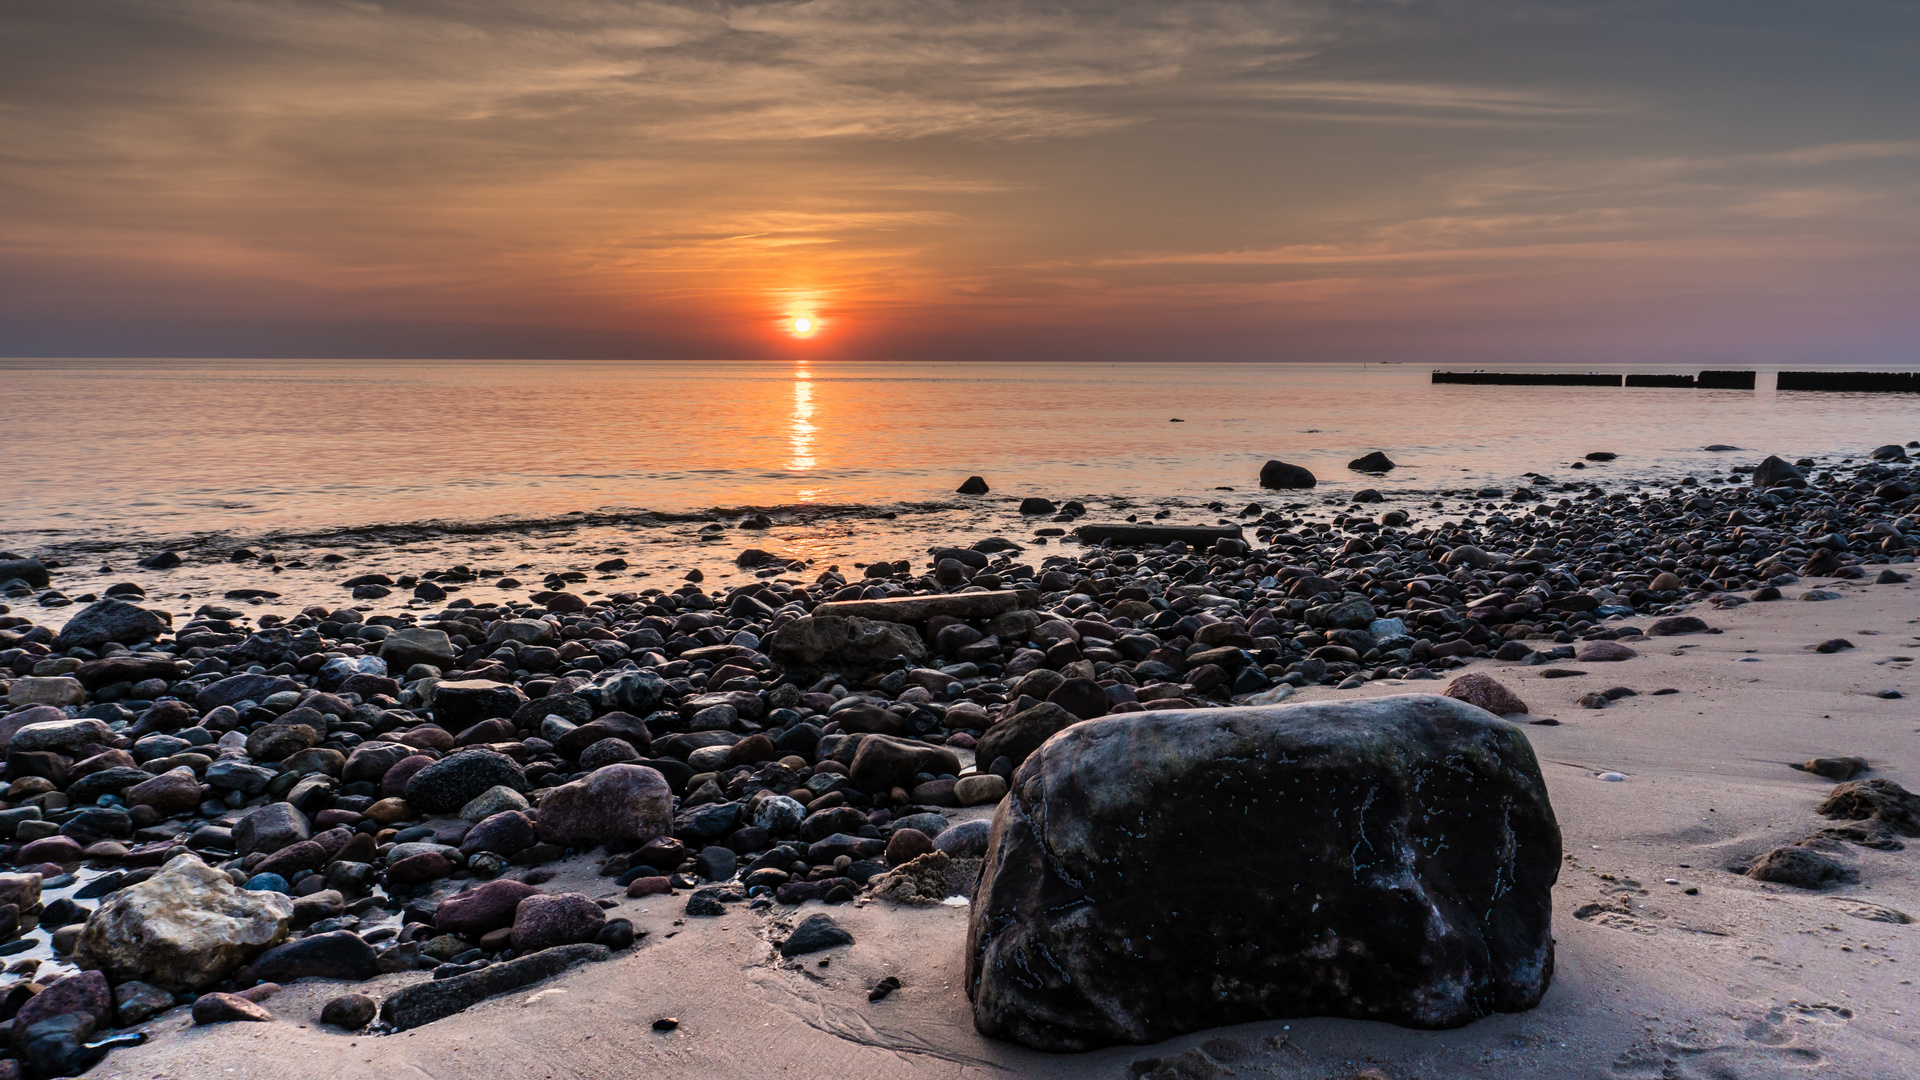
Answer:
(0, 442, 1914, 1076)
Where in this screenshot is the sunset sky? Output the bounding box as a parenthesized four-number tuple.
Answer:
(3, 1, 1916, 362)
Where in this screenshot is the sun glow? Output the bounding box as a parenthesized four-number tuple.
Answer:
(791, 316, 813, 335)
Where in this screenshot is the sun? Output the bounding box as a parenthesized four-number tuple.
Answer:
(791, 316, 814, 335)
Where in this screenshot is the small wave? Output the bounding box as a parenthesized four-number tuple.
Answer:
(16, 498, 1006, 559)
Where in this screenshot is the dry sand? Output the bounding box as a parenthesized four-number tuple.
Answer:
(92, 575, 1920, 1080)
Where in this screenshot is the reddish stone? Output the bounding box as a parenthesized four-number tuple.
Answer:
(434, 879, 542, 937)
(625, 876, 672, 898)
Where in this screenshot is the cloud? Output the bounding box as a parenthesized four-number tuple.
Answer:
(2, 0, 1329, 155)
(1, 1, 1917, 359)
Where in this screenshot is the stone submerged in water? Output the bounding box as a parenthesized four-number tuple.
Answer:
(966, 694, 1560, 1051)
(1752, 454, 1806, 489)
(1257, 460, 1316, 490)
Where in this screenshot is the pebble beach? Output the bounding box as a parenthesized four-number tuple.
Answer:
(2, 439, 1918, 1080)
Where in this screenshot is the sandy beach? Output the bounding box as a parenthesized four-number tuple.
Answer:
(65, 571, 1918, 1080)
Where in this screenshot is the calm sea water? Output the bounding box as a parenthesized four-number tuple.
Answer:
(4, 358, 1918, 549)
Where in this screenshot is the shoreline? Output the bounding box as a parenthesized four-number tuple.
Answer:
(9, 443, 1903, 633)
(0, 447, 1916, 1078)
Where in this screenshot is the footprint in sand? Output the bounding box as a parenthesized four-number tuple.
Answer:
(1611, 1038, 1826, 1078)
(1573, 897, 1661, 935)
(1610, 1005, 1847, 1078)
(1574, 890, 1734, 939)
(1835, 899, 1912, 924)
(1743, 1001, 1852, 1046)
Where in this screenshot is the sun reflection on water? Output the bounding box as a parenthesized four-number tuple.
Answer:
(787, 365, 817, 495)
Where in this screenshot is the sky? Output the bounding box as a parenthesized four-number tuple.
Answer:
(1, 0, 1916, 363)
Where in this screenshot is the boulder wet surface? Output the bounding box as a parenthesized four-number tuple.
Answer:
(966, 694, 1561, 1051)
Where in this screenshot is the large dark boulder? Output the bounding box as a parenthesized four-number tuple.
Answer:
(1044, 677, 1109, 721)
(0, 705, 65, 753)
(9, 969, 109, 1050)
(246, 720, 321, 763)
(52, 599, 168, 650)
(1257, 460, 1316, 490)
(966, 694, 1560, 1051)
(435, 879, 543, 937)
(67, 766, 155, 804)
(509, 892, 606, 952)
(827, 703, 904, 736)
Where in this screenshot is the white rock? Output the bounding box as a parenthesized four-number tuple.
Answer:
(71, 853, 293, 992)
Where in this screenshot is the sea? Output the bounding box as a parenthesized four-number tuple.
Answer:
(2, 358, 1916, 617)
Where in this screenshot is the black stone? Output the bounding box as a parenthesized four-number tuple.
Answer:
(1257, 460, 1316, 490)
(404, 749, 527, 815)
(967, 695, 1559, 1051)
(780, 913, 853, 957)
(241, 930, 379, 983)
(694, 845, 738, 881)
(595, 918, 636, 950)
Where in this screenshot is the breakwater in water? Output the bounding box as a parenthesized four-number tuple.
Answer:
(1777, 371, 1920, 393)
(1433, 370, 1760, 389)
(1434, 370, 1920, 392)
